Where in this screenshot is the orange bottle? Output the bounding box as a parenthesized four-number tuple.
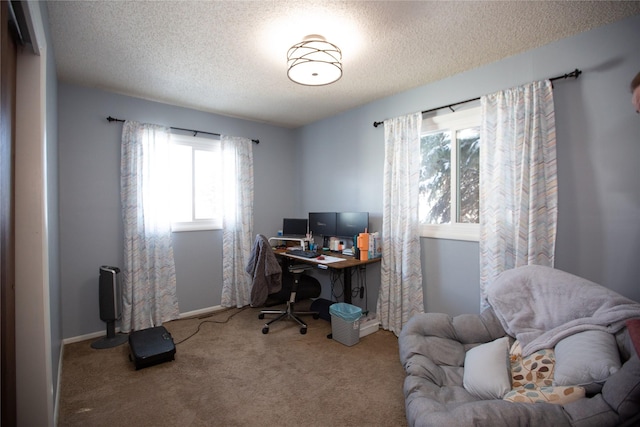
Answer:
(357, 233, 369, 261)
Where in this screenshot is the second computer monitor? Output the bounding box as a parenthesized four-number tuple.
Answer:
(308, 212, 337, 237)
(336, 212, 369, 237)
(282, 218, 308, 236)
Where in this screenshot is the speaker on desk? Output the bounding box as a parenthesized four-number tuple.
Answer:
(91, 265, 129, 349)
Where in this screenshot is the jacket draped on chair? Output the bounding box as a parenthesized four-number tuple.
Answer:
(246, 234, 282, 307)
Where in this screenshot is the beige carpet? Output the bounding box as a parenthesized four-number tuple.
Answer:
(58, 305, 408, 426)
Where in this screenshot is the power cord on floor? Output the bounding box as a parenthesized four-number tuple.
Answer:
(173, 306, 250, 345)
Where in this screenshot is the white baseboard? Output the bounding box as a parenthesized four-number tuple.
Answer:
(63, 330, 109, 345)
(179, 305, 225, 319)
(62, 305, 226, 345)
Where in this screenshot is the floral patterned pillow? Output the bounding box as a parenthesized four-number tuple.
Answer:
(504, 340, 585, 405)
(510, 346, 555, 389)
(503, 385, 585, 404)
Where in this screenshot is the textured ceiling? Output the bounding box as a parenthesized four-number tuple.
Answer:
(47, 1, 640, 128)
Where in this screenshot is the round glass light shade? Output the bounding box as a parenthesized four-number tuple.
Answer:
(287, 35, 342, 86)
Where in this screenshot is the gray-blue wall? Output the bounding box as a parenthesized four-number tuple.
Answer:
(59, 14, 640, 339)
(58, 86, 299, 338)
(298, 14, 640, 315)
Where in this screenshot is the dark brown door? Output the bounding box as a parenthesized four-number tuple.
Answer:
(0, 1, 17, 425)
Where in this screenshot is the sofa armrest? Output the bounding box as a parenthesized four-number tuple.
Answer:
(399, 308, 506, 369)
(601, 355, 640, 421)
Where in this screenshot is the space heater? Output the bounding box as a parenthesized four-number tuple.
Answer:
(91, 265, 129, 349)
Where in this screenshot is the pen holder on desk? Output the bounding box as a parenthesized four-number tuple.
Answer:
(357, 233, 369, 261)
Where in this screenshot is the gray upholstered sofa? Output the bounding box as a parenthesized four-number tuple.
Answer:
(398, 266, 640, 427)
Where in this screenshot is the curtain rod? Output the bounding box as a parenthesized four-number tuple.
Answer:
(106, 116, 260, 144)
(372, 68, 582, 128)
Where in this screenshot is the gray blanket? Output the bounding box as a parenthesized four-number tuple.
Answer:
(487, 265, 640, 356)
(246, 234, 282, 307)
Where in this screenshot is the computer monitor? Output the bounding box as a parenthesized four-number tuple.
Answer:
(308, 212, 337, 237)
(336, 212, 369, 237)
(282, 218, 308, 236)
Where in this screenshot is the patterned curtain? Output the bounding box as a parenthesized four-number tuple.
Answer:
(479, 80, 558, 310)
(120, 121, 180, 332)
(377, 112, 425, 335)
(220, 136, 254, 308)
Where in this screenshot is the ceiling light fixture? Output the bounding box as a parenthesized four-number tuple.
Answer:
(287, 34, 342, 86)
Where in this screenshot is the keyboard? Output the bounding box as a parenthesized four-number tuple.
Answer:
(286, 249, 320, 258)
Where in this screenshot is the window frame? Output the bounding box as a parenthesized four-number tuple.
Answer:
(169, 133, 223, 233)
(419, 105, 481, 242)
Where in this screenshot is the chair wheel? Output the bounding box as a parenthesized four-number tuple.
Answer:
(262, 326, 269, 334)
(300, 327, 307, 335)
(313, 313, 319, 319)
(258, 313, 265, 319)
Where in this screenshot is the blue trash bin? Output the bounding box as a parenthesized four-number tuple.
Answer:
(329, 303, 362, 346)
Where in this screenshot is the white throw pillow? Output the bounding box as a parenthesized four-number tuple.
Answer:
(463, 336, 511, 399)
(554, 330, 621, 387)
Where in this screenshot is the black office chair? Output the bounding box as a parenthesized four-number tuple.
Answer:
(259, 263, 320, 334)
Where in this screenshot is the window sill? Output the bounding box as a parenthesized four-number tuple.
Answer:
(171, 221, 222, 233)
(419, 223, 479, 242)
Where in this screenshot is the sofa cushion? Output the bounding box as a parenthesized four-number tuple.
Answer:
(562, 394, 619, 427)
(463, 336, 511, 399)
(554, 330, 621, 391)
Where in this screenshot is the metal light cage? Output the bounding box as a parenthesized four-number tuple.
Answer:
(287, 35, 342, 86)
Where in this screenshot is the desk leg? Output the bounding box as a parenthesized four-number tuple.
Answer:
(343, 266, 352, 304)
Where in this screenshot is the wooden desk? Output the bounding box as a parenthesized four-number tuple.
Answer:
(275, 249, 381, 304)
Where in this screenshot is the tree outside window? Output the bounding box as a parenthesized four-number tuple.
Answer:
(419, 106, 480, 241)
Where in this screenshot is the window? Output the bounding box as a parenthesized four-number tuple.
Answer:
(169, 133, 224, 232)
(419, 106, 480, 241)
